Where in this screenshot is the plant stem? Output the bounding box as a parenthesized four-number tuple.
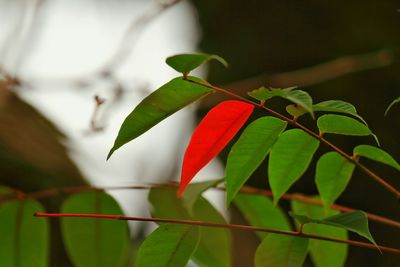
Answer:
(34, 212, 400, 254)
(188, 79, 400, 199)
(2, 183, 399, 229)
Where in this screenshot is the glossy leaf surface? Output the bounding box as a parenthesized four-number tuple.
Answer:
(234, 193, 291, 239)
(313, 100, 367, 125)
(225, 116, 287, 205)
(291, 199, 348, 267)
(290, 211, 377, 247)
(135, 224, 199, 267)
(61, 192, 130, 267)
(108, 76, 213, 159)
(0, 199, 49, 267)
(179, 100, 254, 196)
(354, 145, 400, 171)
(166, 53, 228, 74)
(255, 234, 309, 267)
(316, 152, 355, 209)
(269, 129, 320, 204)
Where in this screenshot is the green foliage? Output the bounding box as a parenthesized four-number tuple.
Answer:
(107, 76, 213, 159)
(61, 192, 130, 267)
(248, 87, 314, 117)
(0, 198, 49, 267)
(269, 129, 320, 204)
(166, 53, 228, 74)
(384, 96, 400, 115)
(291, 200, 348, 267)
(315, 152, 355, 210)
(225, 116, 287, 205)
(135, 224, 200, 267)
(290, 211, 377, 247)
(181, 179, 223, 211)
(255, 234, 309, 267)
(354, 145, 400, 171)
(234, 194, 291, 239)
(313, 100, 367, 125)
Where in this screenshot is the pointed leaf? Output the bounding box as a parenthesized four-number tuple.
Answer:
(269, 129, 320, 204)
(248, 87, 314, 117)
(316, 152, 356, 209)
(0, 200, 49, 267)
(354, 145, 400, 171)
(135, 224, 199, 267)
(290, 211, 377, 247)
(313, 100, 367, 125)
(181, 179, 223, 211)
(166, 53, 228, 74)
(255, 234, 309, 267)
(191, 197, 231, 267)
(291, 199, 348, 267)
(384, 96, 400, 116)
(61, 192, 130, 267)
(225, 116, 287, 205)
(234, 194, 291, 239)
(108, 76, 213, 159)
(179, 100, 254, 196)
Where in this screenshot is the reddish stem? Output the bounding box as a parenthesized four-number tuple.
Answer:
(34, 212, 400, 254)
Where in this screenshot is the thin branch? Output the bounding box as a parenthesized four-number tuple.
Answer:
(34, 212, 400, 254)
(1, 183, 399, 230)
(189, 79, 400, 199)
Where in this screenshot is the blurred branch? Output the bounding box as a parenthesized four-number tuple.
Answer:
(201, 49, 394, 108)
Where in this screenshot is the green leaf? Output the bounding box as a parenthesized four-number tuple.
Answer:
(269, 129, 320, 204)
(234, 193, 291, 239)
(248, 87, 314, 117)
(316, 152, 356, 210)
(181, 179, 223, 211)
(191, 197, 231, 267)
(255, 234, 309, 267)
(291, 199, 348, 267)
(290, 211, 377, 247)
(149, 187, 230, 267)
(286, 104, 308, 118)
(108, 76, 213, 159)
(313, 100, 367, 125)
(166, 53, 228, 74)
(317, 114, 372, 136)
(225, 117, 287, 205)
(384, 96, 400, 116)
(135, 224, 199, 267)
(61, 192, 130, 267)
(354, 145, 400, 171)
(0, 200, 49, 267)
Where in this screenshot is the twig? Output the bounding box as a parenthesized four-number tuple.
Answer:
(189, 78, 400, 199)
(34, 212, 400, 254)
(1, 182, 399, 230)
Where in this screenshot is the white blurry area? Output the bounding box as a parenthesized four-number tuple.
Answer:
(0, 0, 224, 226)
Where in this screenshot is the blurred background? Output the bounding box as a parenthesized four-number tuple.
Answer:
(0, 0, 399, 266)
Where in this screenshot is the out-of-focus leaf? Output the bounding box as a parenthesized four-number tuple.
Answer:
(313, 100, 367, 125)
(315, 152, 355, 209)
(0, 199, 49, 267)
(269, 129, 320, 204)
(384, 96, 400, 116)
(179, 100, 254, 196)
(225, 116, 287, 205)
(248, 87, 314, 117)
(135, 224, 199, 267)
(286, 104, 308, 117)
(149, 187, 191, 220)
(61, 192, 130, 267)
(354, 145, 400, 171)
(181, 179, 223, 211)
(255, 234, 309, 267)
(166, 53, 228, 74)
(108, 77, 213, 159)
(291, 199, 348, 267)
(234, 193, 291, 239)
(290, 211, 377, 247)
(191, 197, 231, 267)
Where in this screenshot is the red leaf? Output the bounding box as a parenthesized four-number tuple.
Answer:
(178, 100, 254, 196)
